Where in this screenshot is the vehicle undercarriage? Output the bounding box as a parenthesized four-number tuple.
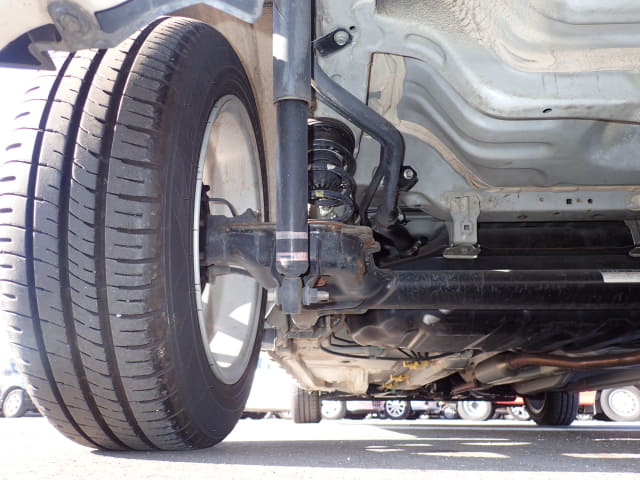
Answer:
(1, 0, 639, 449)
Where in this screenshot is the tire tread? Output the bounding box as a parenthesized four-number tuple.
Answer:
(292, 388, 322, 424)
(0, 17, 228, 451)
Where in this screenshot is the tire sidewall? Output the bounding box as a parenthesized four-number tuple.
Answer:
(321, 400, 346, 420)
(457, 400, 494, 421)
(151, 24, 267, 441)
(599, 387, 640, 422)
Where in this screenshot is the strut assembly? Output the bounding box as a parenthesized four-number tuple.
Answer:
(272, 0, 410, 313)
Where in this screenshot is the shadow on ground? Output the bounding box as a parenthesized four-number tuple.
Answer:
(92, 420, 640, 473)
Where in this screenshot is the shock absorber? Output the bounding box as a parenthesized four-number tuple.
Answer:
(308, 118, 357, 223)
(273, 0, 311, 313)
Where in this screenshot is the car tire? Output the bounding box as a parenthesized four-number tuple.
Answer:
(321, 400, 347, 420)
(598, 386, 640, 422)
(457, 400, 495, 421)
(2, 388, 28, 418)
(383, 400, 411, 420)
(524, 392, 578, 426)
(0, 17, 267, 450)
(593, 412, 613, 421)
(292, 388, 322, 424)
(241, 412, 267, 420)
(345, 412, 368, 420)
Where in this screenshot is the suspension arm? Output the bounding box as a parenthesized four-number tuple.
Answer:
(206, 216, 640, 313)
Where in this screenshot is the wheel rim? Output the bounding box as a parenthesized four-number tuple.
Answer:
(385, 400, 407, 418)
(322, 401, 343, 418)
(607, 388, 640, 419)
(460, 400, 492, 418)
(194, 95, 263, 385)
(509, 405, 530, 420)
(4, 390, 23, 417)
(442, 405, 457, 419)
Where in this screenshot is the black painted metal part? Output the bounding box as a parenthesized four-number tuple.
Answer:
(206, 217, 640, 313)
(273, 0, 312, 312)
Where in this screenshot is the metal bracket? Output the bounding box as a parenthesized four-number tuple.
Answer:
(313, 28, 353, 56)
(398, 166, 418, 192)
(264, 304, 290, 351)
(443, 194, 481, 259)
(625, 220, 640, 258)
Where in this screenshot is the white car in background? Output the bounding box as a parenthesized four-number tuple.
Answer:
(320, 400, 376, 420)
(245, 354, 377, 421)
(243, 354, 295, 419)
(322, 398, 458, 421)
(1, 361, 36, 418)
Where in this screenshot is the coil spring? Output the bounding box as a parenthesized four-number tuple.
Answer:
(308, 118, 357, 223)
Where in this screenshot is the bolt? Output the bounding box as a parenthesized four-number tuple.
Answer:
(57, 12, 85, 34)
(316, 290, 331, 302)
(305, 288, 330, 304)
(403, 167, 415, 180)
(333, 30, 350, 46)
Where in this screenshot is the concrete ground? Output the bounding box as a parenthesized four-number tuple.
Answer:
(1, 417, 639, 480)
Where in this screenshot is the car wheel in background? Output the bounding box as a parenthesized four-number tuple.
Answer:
(598, 386, 640, 422)
(441, 403, 459, 419)
(507, 405, 531, 421)
(292, 388, 322, 423)
(524, 392, 578, 426)
(2, 388, 28, 418)
(321, 400, 346, 420)
(457, 400, 495, 421)
(383, 400, 411, 420)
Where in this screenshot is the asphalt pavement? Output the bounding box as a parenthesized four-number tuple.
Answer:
(1, 416, 639, 480)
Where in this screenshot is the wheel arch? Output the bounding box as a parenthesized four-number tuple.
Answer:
(0, 1, 264, 69)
